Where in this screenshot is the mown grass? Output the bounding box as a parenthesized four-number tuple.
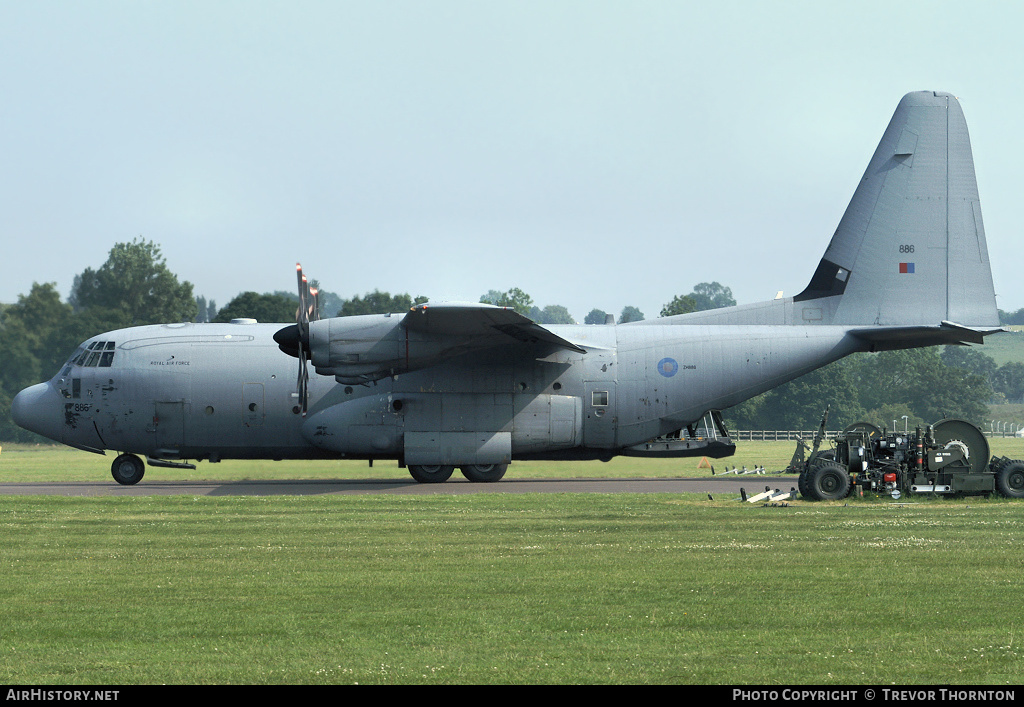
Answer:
(2, 443, 1024, 684)
(978, 329, 1024, 366)
(0, 442, 795, 483)
(2, 438, 1022, 483)
(0, 493, 1022, 684)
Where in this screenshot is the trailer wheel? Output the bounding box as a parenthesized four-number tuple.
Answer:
(807, 449, 836, 467)
(797, 468, 812, 498)
(995, 460, 1024, 499)
(805, 461, 851, 501)
(799, 453, 836, 499)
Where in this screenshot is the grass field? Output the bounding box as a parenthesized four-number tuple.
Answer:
(2, 437, 1022, 483)
(1, 443, 1024, 685)
(979, 329, 1024, 367)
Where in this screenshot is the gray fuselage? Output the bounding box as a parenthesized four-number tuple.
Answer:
(16, 319, 861, 464)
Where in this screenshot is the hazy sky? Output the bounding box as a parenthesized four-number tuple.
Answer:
(2, 1, 1022, 322)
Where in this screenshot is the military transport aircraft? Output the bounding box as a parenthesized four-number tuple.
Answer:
(12, 91, 1003, 485)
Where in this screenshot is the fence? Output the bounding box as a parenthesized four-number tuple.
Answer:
(733, 429, 1021, 441)
(733, 430, 840, 442)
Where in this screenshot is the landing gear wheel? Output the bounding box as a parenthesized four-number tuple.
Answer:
(111, 454, 145, 485)
(460, 464, 508, 483)
(995, 460, 1024, 499)
(408, 464, 455, 483)
(804, 461, 851, 501)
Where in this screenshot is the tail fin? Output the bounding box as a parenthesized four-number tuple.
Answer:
(796, 91, 998, 327)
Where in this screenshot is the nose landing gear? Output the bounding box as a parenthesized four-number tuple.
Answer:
(111, 453, 145, 485)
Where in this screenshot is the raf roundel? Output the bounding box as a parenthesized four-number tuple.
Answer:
(657, 358, 679, 377)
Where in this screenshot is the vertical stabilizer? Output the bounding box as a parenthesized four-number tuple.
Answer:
(796, 91, 998, 327)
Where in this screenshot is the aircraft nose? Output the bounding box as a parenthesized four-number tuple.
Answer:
(11, 383, 64, 443)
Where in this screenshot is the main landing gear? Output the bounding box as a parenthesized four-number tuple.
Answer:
(407, 463, 509, 484)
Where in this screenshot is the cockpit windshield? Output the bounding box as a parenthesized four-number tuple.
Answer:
(54, 340, 118, 399)
(73, 340, 116, 368)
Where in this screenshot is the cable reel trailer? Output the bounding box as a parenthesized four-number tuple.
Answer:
(798, 418, 1024, 501)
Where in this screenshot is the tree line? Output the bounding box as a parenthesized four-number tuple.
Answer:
(722, 348, 998, 433)
(0, 239, 1009, 440)
(1000, 308, 1024, 325)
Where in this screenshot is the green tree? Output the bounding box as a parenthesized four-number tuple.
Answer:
(689, 282, 736, 311)
(999, 308, 1024, 325)
(340, 290, 428, 317)
(0, 308, 44, 400)
(766, 360, 866, 430)
(70, 238, 197, 325)
(941, 346, 997, 382)
(619, 306, 644, 323)
(660, 295, 697, 317)
(195, 295, 209, 323)
(0, 283, 123, 441)
(992, 362, 1024, 403)
(866, 402, 925, 433)
(726, 348, 992, 431)
(584, 308, 609, 325)
(851, 349, 991, 426)
(529, 305, 576, 325)
(480, 288, 533, 317)
(725, 359, 865, 431)
(213, 292, 299, 323)
(270, 287, 345, 320)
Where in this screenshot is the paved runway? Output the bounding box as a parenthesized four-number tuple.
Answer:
(0, 476, 800, 497)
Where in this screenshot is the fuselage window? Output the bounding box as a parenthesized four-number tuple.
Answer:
(592, 391, 609, 407)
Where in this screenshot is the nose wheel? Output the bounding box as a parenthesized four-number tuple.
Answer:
(111, 453, 145, 485)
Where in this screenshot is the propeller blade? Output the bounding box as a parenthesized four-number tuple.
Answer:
(292, 263, 314, 415)
(309, 286, 320, 322)
(298, 352, 309, 416)
(296, 263, 310, 331)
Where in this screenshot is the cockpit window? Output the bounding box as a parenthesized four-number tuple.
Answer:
(71, 341, 117, 368)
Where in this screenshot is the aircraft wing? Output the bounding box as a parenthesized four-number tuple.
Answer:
(404, 302, 587, 353)
(848, 321, 1005, 350)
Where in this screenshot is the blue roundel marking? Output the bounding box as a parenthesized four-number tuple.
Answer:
(657, 358, 679, 377)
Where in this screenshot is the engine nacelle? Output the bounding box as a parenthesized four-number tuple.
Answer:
(305, 311, 536, 384)
(306, 314, 406, 383)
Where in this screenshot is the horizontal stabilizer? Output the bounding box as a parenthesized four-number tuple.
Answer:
(849, 321, 1004, 351)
